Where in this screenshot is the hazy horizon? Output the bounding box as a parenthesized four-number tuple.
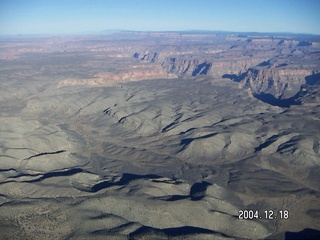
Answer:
(2, 29, 320, 37)
(1, 0, 320, 36)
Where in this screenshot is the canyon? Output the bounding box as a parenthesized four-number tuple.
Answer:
(44, 31, 320, 105)
(0, 31, 319, 239)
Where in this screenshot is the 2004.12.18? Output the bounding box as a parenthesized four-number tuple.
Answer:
(238, 209, 289, 220)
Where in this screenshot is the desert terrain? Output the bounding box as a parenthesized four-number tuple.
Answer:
(0, 31, 320, 239)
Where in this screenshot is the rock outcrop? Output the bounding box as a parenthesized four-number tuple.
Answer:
(225, 68, 315, 98)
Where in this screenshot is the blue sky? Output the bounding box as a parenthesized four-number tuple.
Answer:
(1, 0, 319, 35)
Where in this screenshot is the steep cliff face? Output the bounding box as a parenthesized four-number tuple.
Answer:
(209, 58, 266, 77)
(160, 57, 265, 78)
(227, 68, 315, 98)
(161, 57, 211, 77)
(133, 51, 159, 62)
(158, 55, 242, 79)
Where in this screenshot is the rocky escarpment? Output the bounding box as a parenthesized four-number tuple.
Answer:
(31, 31, 319, 107)
(224, 68, 316, 98)
(160, 56, 266, 78)
(133, 51, 159, 62)
(132, 33, 320, 106)
(161, 57, 212, 77)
